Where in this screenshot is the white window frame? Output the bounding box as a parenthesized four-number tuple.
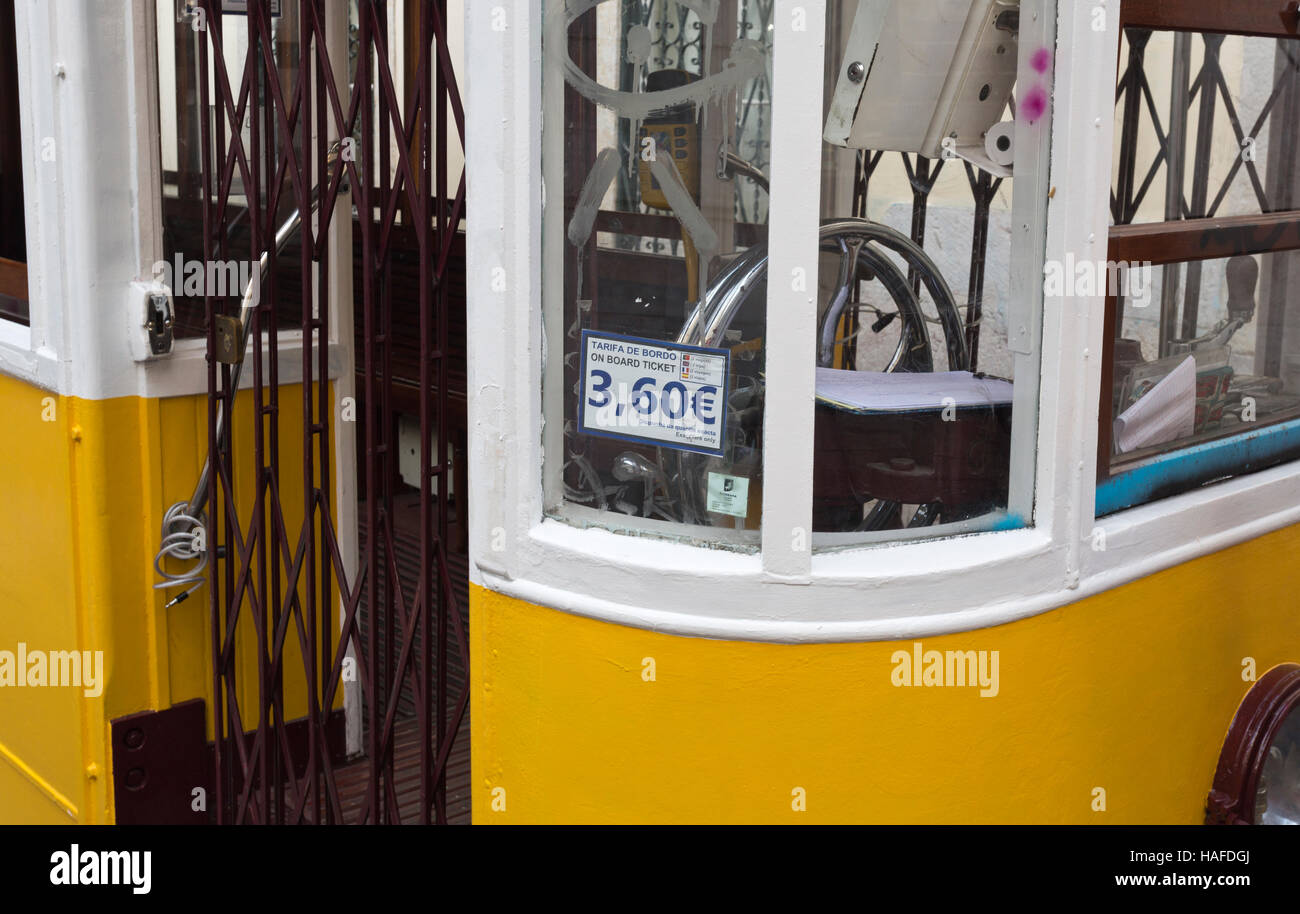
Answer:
(0, 0, 348, 401)
(136, 0, 350, 401)
(466, 0, 1300, 642)
(0, 0, 63, 390)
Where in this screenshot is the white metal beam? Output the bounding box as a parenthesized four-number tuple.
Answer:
(760, 0, 825, 579)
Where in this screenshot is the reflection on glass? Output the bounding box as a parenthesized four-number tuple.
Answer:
(1258, 706, 1300, 825)
(552, 0, 772, 536)
(156, 0, 304, 337)
(1112, 31, 1300, 226)
(1106, 252, 1300, 467)
(810, 0, 1024, 539)
(1104, 25, 1300, 495)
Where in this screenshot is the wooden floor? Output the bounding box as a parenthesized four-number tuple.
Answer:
(332, 715, 472, 824)
(337, 492, 472, 824)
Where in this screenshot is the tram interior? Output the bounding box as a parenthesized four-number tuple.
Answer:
(561, 0, 1300, 537)
(1104, 25, 1300, 477)
(561, 0, 1025, 537)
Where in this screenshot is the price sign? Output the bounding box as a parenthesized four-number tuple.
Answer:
(579, 330, 729, 457)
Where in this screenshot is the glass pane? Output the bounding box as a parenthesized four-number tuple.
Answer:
(156, 0, 303, 337)
(1112, 29, 1300, 226)
(811, 0, 1034, 542)
(1106, 251, 1300, 468)
(546, 0, 773, 540)
(0, 0, 23, 265)
(1, 0, 29, 323)
(1258, 705, 1300, 825)
(0, 294, 26, 324)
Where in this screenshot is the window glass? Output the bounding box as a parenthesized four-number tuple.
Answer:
(810, 0, 1038, 542)
(544, 1, 1046, 546)
(157, 0, 303, 338)
(1258, 704, 1300, 826)
(1112, 31, 1300, 226)
(0, 0, 29, 325)
(546, 1, 773, 540)
(1102, 26, 1300, 495)
(1107, 251, 1300, 465)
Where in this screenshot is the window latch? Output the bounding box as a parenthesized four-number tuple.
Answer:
(147, 291, 174, 356)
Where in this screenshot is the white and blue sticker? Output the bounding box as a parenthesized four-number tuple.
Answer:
(579, 329, 729, 457)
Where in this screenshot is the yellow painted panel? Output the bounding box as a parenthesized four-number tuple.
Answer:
(471, 523, 1300, 823)
(0, 376, 96, 822)
(155, 386, 339, 729)
(0, 763, 78, 824)
(0, 371, 339, 824)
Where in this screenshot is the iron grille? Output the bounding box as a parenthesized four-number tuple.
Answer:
(195, 0, 468, 824)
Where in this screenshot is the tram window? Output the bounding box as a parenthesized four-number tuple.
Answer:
(810, 0, 1041, 544)
(0, 0, 29, 327)
(154, 0, 304, 338)
(544, 1, 773, 542)
(1100, 17, 1300, 512)
(542, 1, 1052, 547)
(155, 2, 465, 340)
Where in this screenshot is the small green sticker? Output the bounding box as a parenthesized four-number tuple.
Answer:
(707, 472, 749, 518)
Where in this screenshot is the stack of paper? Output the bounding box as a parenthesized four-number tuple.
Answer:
(1113, 355, 1196, 453)
(814, 368, 1014, 415)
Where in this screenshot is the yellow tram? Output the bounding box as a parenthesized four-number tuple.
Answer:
(465, 0, 1300, 824)
(0, 0, 1297, 826)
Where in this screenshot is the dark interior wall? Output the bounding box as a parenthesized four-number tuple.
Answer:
(0, 0, 25, 265)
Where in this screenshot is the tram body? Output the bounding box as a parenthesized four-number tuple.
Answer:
(463, 0, 1300, 825)
(0, 0, 1298, 825)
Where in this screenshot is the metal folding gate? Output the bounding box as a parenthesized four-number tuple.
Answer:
(194, 0, 467, 824)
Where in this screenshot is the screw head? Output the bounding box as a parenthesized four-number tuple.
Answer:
(847, 61, 865, 83)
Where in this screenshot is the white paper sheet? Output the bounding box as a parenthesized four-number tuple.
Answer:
(814, 368, 1014, 414)
(1112, 355, 1196, 453)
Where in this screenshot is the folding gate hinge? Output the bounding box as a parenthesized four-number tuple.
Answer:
(214, 314, 244, 365)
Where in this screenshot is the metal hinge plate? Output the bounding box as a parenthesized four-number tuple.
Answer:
(214, 314, 243, 365)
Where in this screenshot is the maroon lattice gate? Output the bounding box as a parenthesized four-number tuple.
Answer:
(193, 0, 467, 824)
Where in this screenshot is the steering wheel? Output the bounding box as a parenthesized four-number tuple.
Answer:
(674, 217, 969, 531)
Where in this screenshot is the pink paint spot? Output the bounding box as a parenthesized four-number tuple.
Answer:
(1022, 87, 1048, 123)
(1031, 48, 1053, 74)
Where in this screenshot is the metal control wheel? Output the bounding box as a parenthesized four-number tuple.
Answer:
(674, 218, 969, 531)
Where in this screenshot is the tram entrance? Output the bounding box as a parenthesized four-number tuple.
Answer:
(159, 0, 469, 824)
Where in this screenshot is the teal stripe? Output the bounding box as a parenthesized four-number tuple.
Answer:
(1096, 418, 1300, 517)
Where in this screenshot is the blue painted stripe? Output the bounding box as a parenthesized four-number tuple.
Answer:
(1096, 417, 1300, 517)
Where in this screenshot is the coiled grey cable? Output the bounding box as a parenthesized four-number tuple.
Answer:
(154, 501, 207, 607)
(153, 141, 344, 609)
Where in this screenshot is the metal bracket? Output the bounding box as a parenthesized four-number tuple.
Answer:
(111, 699, 210, 825)
(147, 291, 174, 356)
(214, 314, 243, 365)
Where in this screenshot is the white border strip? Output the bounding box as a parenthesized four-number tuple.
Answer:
(759, 1, 824, 580)
(139, 336, 345, 400)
